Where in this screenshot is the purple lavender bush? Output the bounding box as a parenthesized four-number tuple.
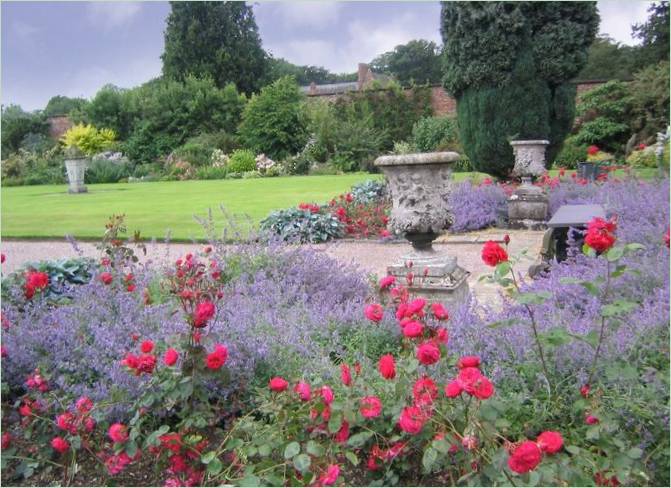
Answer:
(448, 181, 507, 232)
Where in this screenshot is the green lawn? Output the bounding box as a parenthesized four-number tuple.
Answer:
(1, 174, 387, 240)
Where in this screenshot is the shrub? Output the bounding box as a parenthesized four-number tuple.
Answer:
(449, 180, 507, 232)
(0, 149, 66, 186)
(554, 136, 588, 168)
(282, 152, 312, 175)
(349, 179, 387, 204)
(260, 207, 345, 243)
(239, 76, 307, 160)
(61, 124, 116, 157)
(629, 61, 670, 143)
(1, 105, 49, 155)
(329, 104, 386, 172)
(227, 149, 256, 173)
(195, 165, 228, 180)
(85, 159, 132, 184)
(411, 116, 459, 152)
(171, 140, 214, 167)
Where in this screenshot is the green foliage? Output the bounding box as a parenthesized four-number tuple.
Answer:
(266, 57, 356, 86)
(195, 166, 228, 180)
(554, 136, 588, 168)
(172, 141, 214, 168)
(239, 76, 307, 160)
(626, 147, 658, 167)
(260, 208, 344, 243)
(161, 1, 267, 94)
(370, 39, 443, 86)
(441, 2, 598, 177)
(80, 84, 134, 139)
(122, 77, 246, 165)
(411, 116, 459, 152)
(631, 2, 670, 69)
(349, 179, 387, 204)
(577, 35, 639, 81)
(60, 124, 116, 157)
(43, 95, 87, 117)
(85, 160, 132, 184)
(227, 149, 256, 173)
(629, 61, 670, 143)
(329, 103, 386, 172)
(574, 81, 633, 153)
(0, 149, 66, 186)
(1, 105, 48, 155)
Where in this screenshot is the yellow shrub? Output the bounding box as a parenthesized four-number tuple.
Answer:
(61, 124, 116, 156)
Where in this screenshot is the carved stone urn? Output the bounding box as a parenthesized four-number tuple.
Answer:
(374, 152, 469, 308)
(508, 140, 549, 229)
(64, 157, 89, 194)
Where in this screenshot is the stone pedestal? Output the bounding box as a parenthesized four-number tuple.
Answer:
(65, 158, 88, 194)
(508, 140, 549, 229)
(374, 152, 470, 307)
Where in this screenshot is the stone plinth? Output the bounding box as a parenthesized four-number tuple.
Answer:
(65, 158, 88, 194)
(508, 140, 549, 229)
(374, 152, 469, 307)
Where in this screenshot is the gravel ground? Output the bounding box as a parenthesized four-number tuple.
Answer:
(0, 230, 543, 302)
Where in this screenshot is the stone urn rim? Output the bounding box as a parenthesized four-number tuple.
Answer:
(374, 151, 461, 167)
(510, 139, 550, 147)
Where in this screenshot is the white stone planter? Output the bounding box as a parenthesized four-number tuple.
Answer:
(374, 152, 469, 308)
(510, 140, 549, 178)
(65, 158, 89, 194)
(508, 140, 549, 229)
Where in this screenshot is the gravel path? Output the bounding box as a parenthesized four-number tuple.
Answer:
(0, 230, 544, 302)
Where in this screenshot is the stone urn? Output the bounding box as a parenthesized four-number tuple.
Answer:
(374, 152, 469, 308)
(64, 157, 89, 194)
(508, 140, 549, 229)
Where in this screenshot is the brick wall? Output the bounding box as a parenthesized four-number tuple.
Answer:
(47, 115, 73, 140)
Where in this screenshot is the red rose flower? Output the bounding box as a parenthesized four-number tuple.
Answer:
(364, 303, 384, 323)
(56, 412, 77, 434)
(193, 301, 215, 328)
(585, 414, 599, 425)
(407, 298, 426, 316)
(269, 377, 288, 392)
(585, 217, 617, 253)
(435, 327, 449, 344)
(334, 420, 349, 443)
(0, 253, 5, 264)
(445, 380, 463, 398)
(413, 376, 438, 406)
(84, 417, 96, 433)
(379, 275, 396, 289)
(402, 320, 424, 338)
(108, 423, 128, 443)
(319, 464, 340, 486)
(378, 354, 396, 379)
(294, 381, 311, 401)
(205, 345, 228, 370)
(340, 363, 352, 386)
(140, 340, 154, 354)
(462, 435, 478, 450)
(51, 437, 70, 454)
(665, 228, 670, 248)
(398, 405, 425, 434)
(360, 396, 382, 418)
(137, 354, 156, 375)
(416, 341, 441, 365)
(481, 241, 509, 267)
(1, 432, 11, 449)
(431, 303, 449, 320)
(76, 396, 93, 413)
(457, 356, 481, 369)
(580, 384, 590, 398)
(508, 441, 542, 474)
(536, 431, 563, 454)
(457, 367, 483, 394)
(164, 348, 179, 366)
(320, 385, 334, 404)
(100, 272, 113, 285)
(472, 375, 495, 400)
(587, 145, 600, 155)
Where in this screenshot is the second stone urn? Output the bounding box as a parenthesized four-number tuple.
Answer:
(374, 152, 469, 308)
(508, 140, 550, 229)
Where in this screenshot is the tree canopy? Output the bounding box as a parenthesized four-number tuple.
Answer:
(161, 1, 268, 94)
(370, 39, 443, 86)
(632, 1, 670, 69)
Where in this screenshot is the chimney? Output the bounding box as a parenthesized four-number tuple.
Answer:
(357, 63, 370, 90)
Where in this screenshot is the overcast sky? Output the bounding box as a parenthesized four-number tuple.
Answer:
(1, 1, 655, 111)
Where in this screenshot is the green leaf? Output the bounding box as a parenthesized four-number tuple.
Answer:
(601, 300, 638, 317)
(515, 291, 552, 305)
(239, 475, 260, 487)
(487, 318, 518, 330)
(347, 431, 373, 448)
(432, 439, 450, 454)
(207, 458, 223, 475)
(283, 441, 300, 459)
(306, 440, 324, 457)
(610, 265, 627, 278)
(623, 243, 645, 253)
(559, 277, 581, 285)
(201, 451, 216, 464)
(583, 244, 596, 257)
(565, 445, 580, 455)
(293, 454, 311, 473)
(328, 413, 343, 434)
(125, 440, 138, 458)
(258, 444, 272, 457)
(528, 470, 541, 486)
(422, 447, 438, 471)
(626, 447, 643, 459)
(345, 451, 359, 466)
(539, 328, 573, 346)
(605, 247, 624, 262)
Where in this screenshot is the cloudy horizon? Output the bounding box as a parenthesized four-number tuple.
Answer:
(1, 1, 655, 111)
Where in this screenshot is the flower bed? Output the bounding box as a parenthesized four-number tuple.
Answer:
(1, 177, 669, 486)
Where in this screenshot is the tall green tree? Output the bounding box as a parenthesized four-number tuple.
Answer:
(632, 1, 670, 69)
(370, 39, 442, 86)
(161, 1, 268, 94)
(1, 105, 48, 156)
(266, 58, 356, 86)
(441, 2, 598, 177)
(577, 35, 638, 80)
(43, 96, 87, 117)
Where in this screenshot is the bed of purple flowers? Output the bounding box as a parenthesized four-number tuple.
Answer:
(0, 175, 668, 486)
